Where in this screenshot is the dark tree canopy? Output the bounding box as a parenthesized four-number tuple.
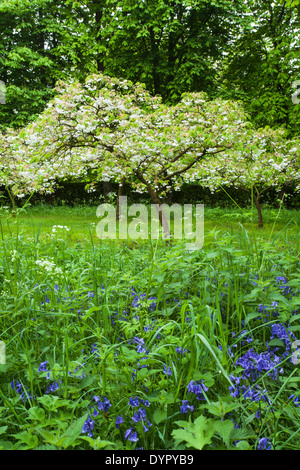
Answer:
(0, 0, 299, 136)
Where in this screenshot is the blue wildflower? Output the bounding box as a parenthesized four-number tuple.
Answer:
(132, 408, 147, 423)
(143, 420, 152, 432)
(164, 364, 172, 376)
(38, 361, 48, 372)
(180, 400, 194, 414)
(45, 381, 60, 394)
(81, 416, 95, 437)
(176, 347, 188, 355)
(257, 437, 272, 450)
(132, 337, 148, 354)
(115, 415, 124, 428)
(289, 395, 300, 407)
(187, 380, 209, 400)
(125, 427, 139, 442)
(93, 396, 111, 412)
(129, 396, 140, 408)
(140, 398, 150, 407)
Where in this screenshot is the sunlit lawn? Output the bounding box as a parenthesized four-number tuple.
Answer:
(1, 203, 300, 249)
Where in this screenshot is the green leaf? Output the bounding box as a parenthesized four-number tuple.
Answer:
(14, 431, 39, 449)
(213, 419, 234, 448)
(0, 426, 8, 435)
(27, 406, 46, 422)
(172, 415, 215, 450)
(61, 413, 89, 449)
(234, 440, 252, 450)
(0, 439, 14, 450)
(202, 398, 241, 419)
(37, 395, 71, 411)
(80, 436, 117, 450)
(153, 408, 168, 425)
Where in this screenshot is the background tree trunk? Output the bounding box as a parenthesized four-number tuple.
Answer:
(116, 177, 126, 221)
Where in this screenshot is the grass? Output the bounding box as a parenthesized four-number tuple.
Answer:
(0, 202, 299, 450)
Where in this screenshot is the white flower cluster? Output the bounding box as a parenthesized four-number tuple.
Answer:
(35, 258, 63, 276)
(11, 250, 19, 262)
(52, 225, 70, 233)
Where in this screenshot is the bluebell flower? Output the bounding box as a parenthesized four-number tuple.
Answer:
(115, 415, 124, 428)
(187, 380, 209, 400)
(251, 274, 259, 286)
(229, 375, 242, 398)
(143, 420, 152, 432)
(11, 379, 35, 402)
(132, 337, 148, 354)
(91, 343, 100, 357)
(276, 276, 291, 295)
(176, 347, 188, 355)
(235, 348, 281, 381)
(129, 396, 140, 408)
(81, 416, 95, 437)
(289, 395, 300, 407)
(180, 400, 194, 414)
(78, 309, 84, 318)
(11, 379, 23, 394)
(268, 323, 297, 359)
(258, 304, 265, 314)
(45, 381, 60, 394)
(132, 407, 147, 423)
(140, 398, 150, 407)
(131, 293, 157, 312)
(38, 361, 48, 372)
(125, 427, 139, 442)
(93, 396, 111, 412)
(257, 437, 272, 450)
(164, 364, 172, 376)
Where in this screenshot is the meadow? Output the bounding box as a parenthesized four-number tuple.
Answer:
(0, 203, 300, 450)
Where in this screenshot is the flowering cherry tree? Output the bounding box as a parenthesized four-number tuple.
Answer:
(0, 129, 51, 215)
(13, 75, 251, 221)
(12, 73, 300, 229)
(191, 126, 300, 226)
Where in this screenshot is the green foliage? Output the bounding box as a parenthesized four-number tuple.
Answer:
(172, 415, 215, 450)
(219, 1, 300, 136)
(4, 0, 294, 132)
(0, 206, 300, 449)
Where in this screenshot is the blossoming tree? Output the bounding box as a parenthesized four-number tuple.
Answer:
(13, 75, 252, 222)
(12, 73, 300, 230)
(0, 129, 48, 215)
(190, 126, 300, 226)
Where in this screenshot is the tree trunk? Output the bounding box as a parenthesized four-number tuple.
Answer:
(116, 177, 126, 221)
(102, 181, 112, 200)
(134, 171, 171, 238)
(149, 26, 161, 96)
(95, 6, 104, 73)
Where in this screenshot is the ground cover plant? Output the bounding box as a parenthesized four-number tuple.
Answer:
(0, 205, 299, 450)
